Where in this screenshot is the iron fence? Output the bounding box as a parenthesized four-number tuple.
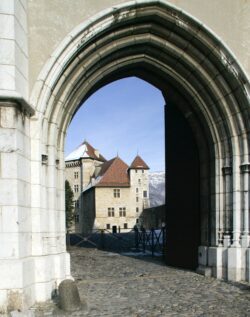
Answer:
(134, 226, 166, 257)
(68, 226, 167, 257)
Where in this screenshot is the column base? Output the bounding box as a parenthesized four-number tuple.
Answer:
(241, 234, 249, 248)
(227, 247, 242, 281)
(0, 252, 71, 314)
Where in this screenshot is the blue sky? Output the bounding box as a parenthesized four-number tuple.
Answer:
(65, 77, 165, 172)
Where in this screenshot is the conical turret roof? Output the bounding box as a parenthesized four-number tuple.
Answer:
(129, 155, 149, 170)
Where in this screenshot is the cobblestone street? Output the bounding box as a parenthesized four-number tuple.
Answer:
(30, 246, 250, 317)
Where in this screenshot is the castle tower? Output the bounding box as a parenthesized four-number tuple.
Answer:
(129, 155, 150, 220)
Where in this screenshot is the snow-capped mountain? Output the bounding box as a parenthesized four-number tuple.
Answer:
(149, 172, 165, 207)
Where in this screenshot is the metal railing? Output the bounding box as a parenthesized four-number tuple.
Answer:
(134, 226, 166, 257)
(68, 226, 166, 257)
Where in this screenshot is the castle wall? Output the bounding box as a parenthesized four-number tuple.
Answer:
(94, 187, 136, 231)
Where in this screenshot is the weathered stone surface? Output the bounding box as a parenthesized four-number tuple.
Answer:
(58, 279, 82, 312)
(27, 247, 250, 316)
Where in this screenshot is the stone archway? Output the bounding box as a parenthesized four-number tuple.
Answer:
(0, 0, 250, 313)
(31, 0, 250, 299)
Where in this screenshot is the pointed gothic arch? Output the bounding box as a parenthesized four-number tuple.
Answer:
(1, 0, 249, 312)
(29, 0, 250, 285)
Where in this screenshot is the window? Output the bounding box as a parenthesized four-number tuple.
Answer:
(75, 200, 79, 208)
(142, 169, 144, 173)
(136, 207, 139, 213)
(138, 179, 141, 184)
(108, 208, 115, 217)
(113, 189, 120, 198)
(119, 207, 126, 217)
(143, 190, 147, 198)
(74, 185, 79, 193)
(74, 171, 79, 179)
(136, 197, 139, 202)
(136, 188, 139, 193)
(136, 218, 139, 224)
(124, 223, 128, 229)
(106, 224, 110, 229)
(75, 215, 79, 223)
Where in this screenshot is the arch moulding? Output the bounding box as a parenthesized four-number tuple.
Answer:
(0, 0, 249, 313)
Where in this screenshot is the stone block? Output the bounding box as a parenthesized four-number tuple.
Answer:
(53, 252, 71, 280)
(1, 152, 17, 178)
(34, 280, 53, 302)
(0, 289, 7, 313)
(14, 0, 27, 32)
(10, 310, 34, 317)
(17, 180, 30, 208)
(15, 68, 28, 99)
(30, 161, 41, 184)
(19, 0, 27, 10)
(34, 209, 53, 233)
(0, 14, 14, 39)
(196, 265, 212, 277)
(0, 106, 16, 128)
(0, 206, 19, 233)
(0, 65, 15, 90)
(34, 256, 53, 283)
(15, 43, 28, 79)
(19, 233, 32, 258)
(0, 39, 15, 64)
(14, 18, 27, 55)
(31, 233, 43, 256)
(0, 260, 22, 288)
(228, 247, 242, 281)
(0, 179, 18, 206)
(208, 246, 227, 279)
(0, 0, 14, 14)
(58, 279, 82, 312)
(0, 232, 20, 259)
(30, 184, 42, 208)
(247, 249, 250, 282)
(22, 258, 35, 288)
(198, 245, 208, 266)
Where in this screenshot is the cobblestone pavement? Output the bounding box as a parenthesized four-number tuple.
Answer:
(30, 246, 250, 317)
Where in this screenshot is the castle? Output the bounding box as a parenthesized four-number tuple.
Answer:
(65, 141, 150, 233)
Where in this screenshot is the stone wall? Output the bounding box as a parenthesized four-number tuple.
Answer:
(141, 205, 166, 229)
(94, 187, 134, 231)
(81, 188, 96, 234)
(27, 0, 250, 94)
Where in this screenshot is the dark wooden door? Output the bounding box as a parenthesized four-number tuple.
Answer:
(165, 104, 200, 270)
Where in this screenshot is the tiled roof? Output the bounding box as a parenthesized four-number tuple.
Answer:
(65, 140, 106, 162)
(129, 155, 149, 170)
(95, 157, 130, 187)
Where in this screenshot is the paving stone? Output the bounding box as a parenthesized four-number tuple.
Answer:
(28, 246, 250, 316)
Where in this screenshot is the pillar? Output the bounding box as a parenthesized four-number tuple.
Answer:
(240, 163, 250, 248)
(0, 100, 34, 312)
(222, 166, 232, 247)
